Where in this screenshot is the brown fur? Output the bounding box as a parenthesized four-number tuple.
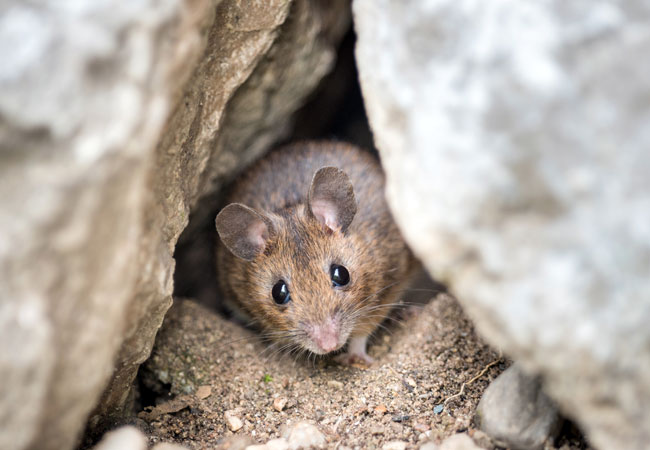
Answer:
(215, 141, 417, 356)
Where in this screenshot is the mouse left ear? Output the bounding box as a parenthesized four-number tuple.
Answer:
(308, 166, 357, 233)
(215, 203, 274, 260)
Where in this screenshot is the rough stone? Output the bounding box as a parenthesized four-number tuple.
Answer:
(476, 365, 561, 450)
(281, 422, 326, 449)
(91, 426, 147, 450)
(354, 1, 650, 449)
(225, 410, 245, 432)
(0, 0, 348, 449)
(0, 1, 212, 449)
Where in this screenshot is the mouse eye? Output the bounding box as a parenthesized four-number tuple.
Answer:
(272, 280, 291, 305)
(330, 265, 350, 287)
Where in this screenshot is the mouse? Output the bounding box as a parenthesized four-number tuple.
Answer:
(215, 141, 417, 364)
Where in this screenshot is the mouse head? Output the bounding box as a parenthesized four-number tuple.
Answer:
(216, 166, 371, 356)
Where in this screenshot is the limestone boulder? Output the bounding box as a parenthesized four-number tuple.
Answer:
(354, 1, 650, 448)
(0, 0, 348, 449)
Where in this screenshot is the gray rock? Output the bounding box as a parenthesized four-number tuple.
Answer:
(476, 365, 561, 449)
(0, 0, 348, 449)
(354, 0, 650, 449)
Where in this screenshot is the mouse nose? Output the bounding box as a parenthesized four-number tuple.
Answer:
(309, 320, 340, 353)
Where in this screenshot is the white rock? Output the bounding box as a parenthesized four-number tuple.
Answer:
(92, 426, 147, 450)
(418, 443, 438, 450)
(354, 0, 650, 448)
(382, 440, 407, 450)
(282, 422, 326, 449)
(439, 434, 480, 450)
(152, 443, 190, 450)
(225, 410, 244, 432)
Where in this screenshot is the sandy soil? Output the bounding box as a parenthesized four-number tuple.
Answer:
(138, 294, 587, 449)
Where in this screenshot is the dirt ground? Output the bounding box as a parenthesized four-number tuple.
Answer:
(138, 294, 587, 449)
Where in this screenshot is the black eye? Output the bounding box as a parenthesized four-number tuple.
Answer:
(272, 280, 291, 305)
(330, 265, 350, 287)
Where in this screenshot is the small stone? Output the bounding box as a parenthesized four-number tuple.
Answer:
(439, 433, 481, 450)
(382, 441, 407, 450)
(418, 443, 438, 450)
(391, 414, 410, 423)
(476, 365, 562, 450)
(433, 405, 444, 414)
(414, 422, 431, 433)
(195, 385, 212, 400)
(374, 404, 388, 414)
(225, 410, 244, 432)
(92, 426, 147, 450)
(370, 426, 385, 435)
(152, 444, 189, 450)
(327, 380, 344, 389)
(282, 421, 326, 449)
(468, 430, 494, 449)
(245, 438, 290, 450)
(219, 435, 256, 450)
(273, 397, 288, 412)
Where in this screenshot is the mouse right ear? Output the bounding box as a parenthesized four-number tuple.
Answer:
(215, 203, 274, 260)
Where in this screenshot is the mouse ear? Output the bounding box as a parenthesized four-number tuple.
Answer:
(308, 166, 357, 233)
(215, 203, 274, 260)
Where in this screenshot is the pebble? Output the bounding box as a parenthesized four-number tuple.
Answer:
(382, 441, 407, 450)
(418, 443, 438, 450)
(225, 410, 244, 432)
(413, 422, 430, 433)
(92, 426, 147, 450)
(327, 380, 344, 389)
(152, 444, 190, 450)
(219, 435, 256, 449)
(391, 414, 410, 422)
(374, 404, 388, 415)
(476, 364, 561, 450)
(439, 433, 480, 450)
(273, 397, 288, 412)
(281, 421, 326, 449)
(468, 430, 493, 449)
(245, 438, 289, 450)
(195, 385, 212, 399)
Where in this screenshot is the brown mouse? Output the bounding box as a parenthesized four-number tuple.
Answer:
(215, 141, 417, 364)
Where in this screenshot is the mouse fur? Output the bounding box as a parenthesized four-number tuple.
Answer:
(215, 141, 417, 364)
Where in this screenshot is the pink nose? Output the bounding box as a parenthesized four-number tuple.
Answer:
(310, 321, 340, 353)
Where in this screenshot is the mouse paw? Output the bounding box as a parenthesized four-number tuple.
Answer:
(334, 351, 374, 366)
(334, 335, 374, 366)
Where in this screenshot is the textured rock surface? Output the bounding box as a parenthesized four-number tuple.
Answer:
(91, 0, 348, 434)
(0, 2, 212, 449)
(354, 1, 650, 449)
(0, 1, 347, 449)
(476, 365, 561, 449)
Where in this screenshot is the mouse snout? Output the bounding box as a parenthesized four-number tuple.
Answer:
(305, 318, 341, 354)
